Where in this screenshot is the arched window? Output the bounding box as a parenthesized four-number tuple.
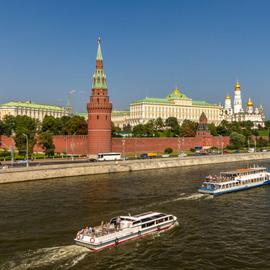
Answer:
(97, 115, 99, 120)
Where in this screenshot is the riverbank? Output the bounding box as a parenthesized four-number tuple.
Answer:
(1, 152, 270, 184)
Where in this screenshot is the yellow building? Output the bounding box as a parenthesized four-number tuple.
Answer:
(113, 88, 222, 127)
(0, 100, 70, 121)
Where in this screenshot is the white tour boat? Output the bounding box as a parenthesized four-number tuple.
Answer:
(74, 211, 178, 251)
(198, 166, 270, 196)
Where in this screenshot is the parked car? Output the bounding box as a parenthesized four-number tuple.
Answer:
(161, 154, 170, 158)
(147, 153, 157, 158)
(140, 153, 148, 159)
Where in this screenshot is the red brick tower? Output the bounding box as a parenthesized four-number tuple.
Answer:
(87, 37, 112, 155)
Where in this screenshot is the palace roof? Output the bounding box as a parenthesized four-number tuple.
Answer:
(0, 101, 65, 111)
(131, 88, 219, 107)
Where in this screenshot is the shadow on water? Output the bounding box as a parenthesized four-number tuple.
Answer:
(1, 160, 270, 269)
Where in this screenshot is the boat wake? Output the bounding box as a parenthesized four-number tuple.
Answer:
(1, 245, 89, 270)
(172, 193, 212, 202)
(144, 193, 212, 209)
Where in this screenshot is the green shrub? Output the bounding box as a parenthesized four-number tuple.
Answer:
(164, 147, 173, 154)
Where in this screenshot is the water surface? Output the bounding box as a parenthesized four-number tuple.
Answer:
(1, 161, 270, 269)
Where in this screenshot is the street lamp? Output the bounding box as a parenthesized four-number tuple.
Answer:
(71, 132, 77, 161)
(22, 133, 29, 167)
(254, 137, 257, 152)
(219, 135, 224, 155)
(122, 138, 126, 159)
(177, 135, 180, 154)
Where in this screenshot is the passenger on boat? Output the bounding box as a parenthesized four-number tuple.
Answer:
(116, 216, 121, 230)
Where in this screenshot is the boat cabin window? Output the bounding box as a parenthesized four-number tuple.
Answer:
(132, 220, 141, 225)
(142, 221, 155, 228)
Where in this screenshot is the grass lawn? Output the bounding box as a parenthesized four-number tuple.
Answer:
(258, 130, 269, 137)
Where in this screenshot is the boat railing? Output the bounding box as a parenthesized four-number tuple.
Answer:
(206, 175, 234, 182)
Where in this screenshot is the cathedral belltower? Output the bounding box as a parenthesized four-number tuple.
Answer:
(87, 37, 112, 155)
(233, 80, 243, 114)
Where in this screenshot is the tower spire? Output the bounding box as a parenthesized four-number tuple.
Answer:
(87, 37, 112, 155)
(96, 36, 103, 61)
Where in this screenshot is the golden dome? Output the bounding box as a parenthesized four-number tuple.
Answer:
(247, 98, 253, 107)
(234, 81, 241, 91)
(225, 95, 231, 100)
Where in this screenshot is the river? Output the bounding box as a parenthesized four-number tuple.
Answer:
(0, 160, 270, 270)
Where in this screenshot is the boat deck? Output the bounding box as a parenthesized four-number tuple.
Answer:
(80, 223, 122, 238)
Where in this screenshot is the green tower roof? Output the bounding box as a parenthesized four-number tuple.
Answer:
(166, 88, 188, 100)
(96, 36, 103, 60)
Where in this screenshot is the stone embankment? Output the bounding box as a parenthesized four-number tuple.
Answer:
(1, 152, 270, 184)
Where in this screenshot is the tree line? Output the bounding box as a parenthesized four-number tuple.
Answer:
(0, 114, 269, 157)
(0, 115, 87, 157)
(113, 117, 270, 150)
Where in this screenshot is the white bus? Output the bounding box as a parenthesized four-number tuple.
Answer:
(97, 152, 122, 161)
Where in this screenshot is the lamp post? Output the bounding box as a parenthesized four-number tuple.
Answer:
(11, 130, 15, 166)
(122, 138, 126, 159)
(177, 135, 180, 154)
(71, 132, 77, 161)
(219, 135, 224, 155)
(254, 137, 257, 152)
(182, 137, 184, 154)
(22, 133, 29, 167)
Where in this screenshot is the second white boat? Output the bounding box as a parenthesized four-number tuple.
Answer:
(74, 211, 178, 251)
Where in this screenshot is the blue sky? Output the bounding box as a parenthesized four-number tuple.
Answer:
(0, 0, 269, 117)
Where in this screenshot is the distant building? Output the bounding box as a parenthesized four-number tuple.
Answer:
(222, 81, 265, 128)
(112, 88, 222, 128)
(196, 112, 211, 137)
(0, 100, 71, 122)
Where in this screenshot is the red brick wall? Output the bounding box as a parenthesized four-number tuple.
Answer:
(0, 135, 230, 155)
(112, 136, 230, 154)
(0, 135, 15, 150)
(53, 135, 88, 155)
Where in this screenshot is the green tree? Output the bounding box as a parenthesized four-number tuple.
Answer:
(264, 120, 270, 129)
(165, 117, 180, 135)
(62, 116, 87, 135)
(0, 120, 4, 135)
(208, 123, 218, 136)
(42, 115, 63, 135)
(229, 132, 246, 149)
(14, 115, 38, 156)
(216, 120, 230, 136)
(155, 117, 164, 131)
(164, 147, 173, 154)
(132, 124, 146, 137)
(39, 131, 55, 156)
(112, 122, 121, 137)
(123, 123, 132, 133)
(2, 115, 16, 136)
(145, 120, 155, 136)
(180, 120, 197, 137)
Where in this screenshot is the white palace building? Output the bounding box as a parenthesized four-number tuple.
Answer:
(112, 87, 223, 128)
(112, 82, 265, 129)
